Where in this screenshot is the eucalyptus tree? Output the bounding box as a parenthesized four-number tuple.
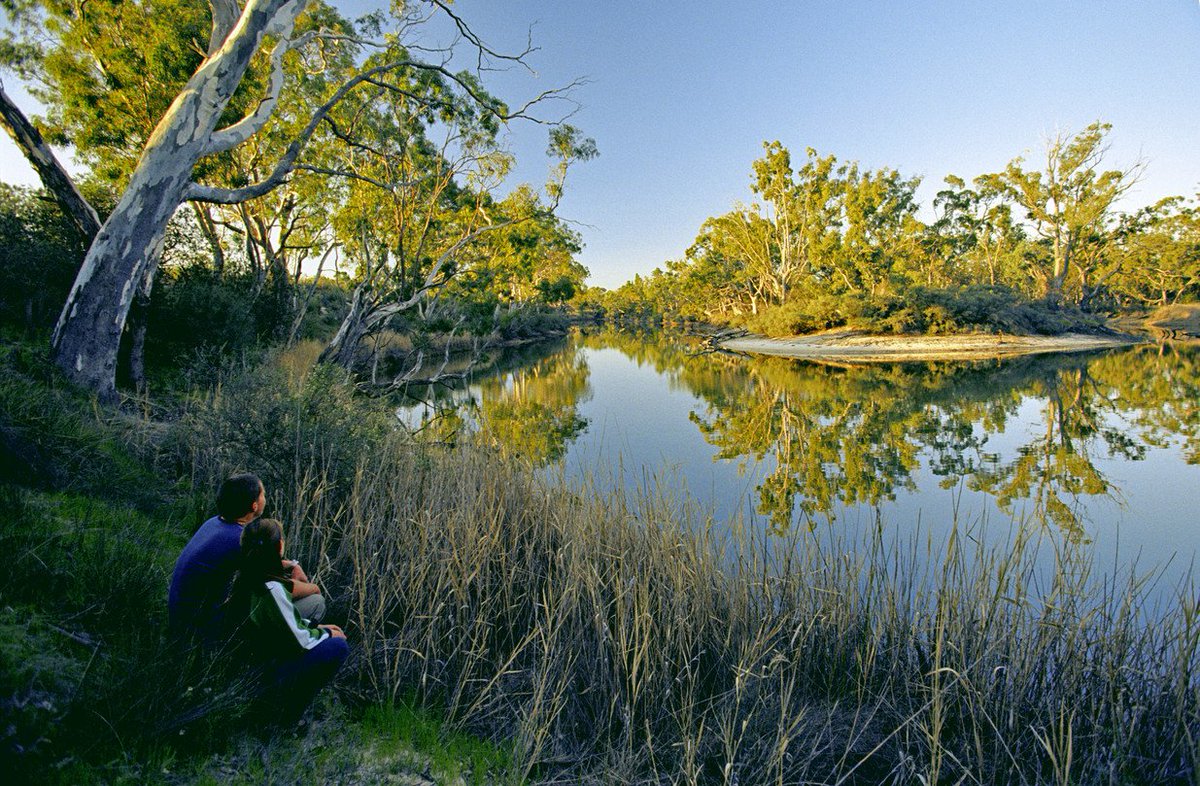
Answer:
(0, 0, 216, 240)
(931, 174, 1025, 289)
(0, 0, 575, 401)
(991, 122, 1141, 303)
(319, 76, 596, 373)
(690, 211, 774, 314)
(748, 141, 842, 302)
(461, 190, 588, 308)
(836, 163, 922, 296)
(1108, 197, 1200, 308)
(675, 233, 753, 320)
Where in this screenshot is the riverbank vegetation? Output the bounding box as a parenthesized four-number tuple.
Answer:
(596, 123, 1200, 337)
(1, 1, 1198, 783)
(4, 335, 1198, 783)
(0, 0, 596, 402)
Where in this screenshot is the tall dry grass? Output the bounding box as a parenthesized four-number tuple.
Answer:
(172, 355, 1200, 784)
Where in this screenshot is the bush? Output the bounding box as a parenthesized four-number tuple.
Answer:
(496, 305, 572, 341)
(0, 186, 85, 334)
(744, 294, 862, 336)
(741, 286, 1111, 337)
(146, 266, 264, 370)
(0, 343, 162, 505)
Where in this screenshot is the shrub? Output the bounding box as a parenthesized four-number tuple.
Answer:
(742, 286, 1112, 337)
(0, 186, 85, 334)
(744, 294, 862, 337)
(146, 266, 263, 369)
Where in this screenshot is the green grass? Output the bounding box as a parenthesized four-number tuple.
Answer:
(360, 700, 521, 785)
(0, 340, 518, 785)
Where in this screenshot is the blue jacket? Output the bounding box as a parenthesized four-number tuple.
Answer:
(167, 515, 242, 641)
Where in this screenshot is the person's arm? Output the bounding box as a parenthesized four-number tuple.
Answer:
(283, 559, 308, 583)
(291, 579, 321, 599)
(282, 559, 320, 599)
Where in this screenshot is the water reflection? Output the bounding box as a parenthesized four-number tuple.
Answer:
(403, 337, 591, 465)
(399, 330, 1200, 541)
(474, 348, 590, 464)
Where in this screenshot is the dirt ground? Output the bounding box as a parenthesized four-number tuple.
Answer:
(1142, 303, 1200, 335)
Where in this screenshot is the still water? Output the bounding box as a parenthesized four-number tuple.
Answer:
(400, 329, 1200, 586)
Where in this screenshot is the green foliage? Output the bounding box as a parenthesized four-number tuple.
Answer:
(0, 482, 201, 781)
(143, 266, 348, 385)
(0, 0, 277, 187)
(165, 350, 395, 537)
(0, 342, 160, 503)
(145, 265, 265, 367)
(0, 604, 85, 766)
(0, 339, 504, 782)
(495, 304, 573, 341)
(616, 125, 1187, 329)
(291, 279, 352, 342)
(994, 122, 1138, 299)
(743, 294, 851, 336)
(360, 700, 520, 785)
(0, 185, 86, 332)
(741, 286, 1106, 338)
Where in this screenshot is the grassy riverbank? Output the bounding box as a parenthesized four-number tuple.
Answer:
(2, 336, 1198, 784)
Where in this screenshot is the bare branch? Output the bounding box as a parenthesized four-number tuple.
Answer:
(428, 0, 537, 74)
(187, 52, 570, 206)
(206, 24, 317, 156)
(294, 163, 423, 191)
(208, 0, 243, 56)
(185, 57, 417, 203)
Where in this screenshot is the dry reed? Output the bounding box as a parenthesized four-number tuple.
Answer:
(174, 360, 1199, 784)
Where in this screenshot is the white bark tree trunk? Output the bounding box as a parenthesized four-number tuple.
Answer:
(0, 83, 101, 241)
(50, 0, 306, 401)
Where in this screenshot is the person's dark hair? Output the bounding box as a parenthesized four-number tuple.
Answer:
(217, 473, 263, 521)
(236, 518, 289, 586)
(225, 518, 290, 632)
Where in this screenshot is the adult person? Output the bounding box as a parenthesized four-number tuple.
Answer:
(225, 517, 349, 725)
(168, 473, 324, 644)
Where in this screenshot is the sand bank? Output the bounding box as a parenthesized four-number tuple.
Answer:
(720, 329, 1142, 363)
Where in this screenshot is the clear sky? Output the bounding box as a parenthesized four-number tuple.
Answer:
(2, 1, 1198, 289)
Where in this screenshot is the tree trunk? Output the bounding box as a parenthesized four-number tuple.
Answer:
(50, 0, 299, 401)
(125, 256, 160, 393)
(0, 84, 101, 241)
(192, 203, 226, 274)
(320, 283, 372, 368)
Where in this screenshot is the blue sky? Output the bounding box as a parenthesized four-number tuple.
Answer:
(2, 1, 1198, 288)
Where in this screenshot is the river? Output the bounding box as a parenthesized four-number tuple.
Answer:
(398, 328, 1200, 590)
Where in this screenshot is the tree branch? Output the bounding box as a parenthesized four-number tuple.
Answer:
(428, 0, 537, 74)
(205, 23, 316, 155)
(0, 82, 101, 241)
(208, 0, 243, 56)
(294, 163, 423, 191)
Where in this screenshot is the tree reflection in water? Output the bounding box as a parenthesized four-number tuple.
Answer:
(473, 349, 591, 464)
(402, 337, 592, 466)
(686, 341, 1200, 538)
(401, 329, 1200, 538)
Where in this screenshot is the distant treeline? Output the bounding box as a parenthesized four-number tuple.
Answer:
(588, 123, 1197, 335)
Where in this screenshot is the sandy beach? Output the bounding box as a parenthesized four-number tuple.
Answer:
(721, 329, 1143, 362)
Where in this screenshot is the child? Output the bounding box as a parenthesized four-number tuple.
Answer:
(226, 518, 349, 726)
